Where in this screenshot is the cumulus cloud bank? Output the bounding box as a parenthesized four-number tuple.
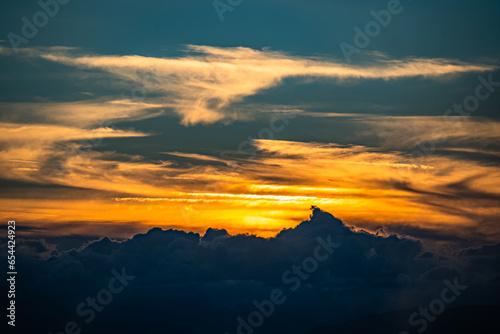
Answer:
(8, 208, 500, 334)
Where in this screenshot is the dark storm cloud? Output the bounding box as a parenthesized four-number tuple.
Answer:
(8, 208, 500, 334)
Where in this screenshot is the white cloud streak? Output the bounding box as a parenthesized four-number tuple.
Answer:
(3, 45, 495, 125)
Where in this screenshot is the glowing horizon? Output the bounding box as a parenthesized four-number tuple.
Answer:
(1, 46, 499, 245)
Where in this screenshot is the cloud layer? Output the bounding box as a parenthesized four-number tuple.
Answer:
(1, 45, 495, 125)
(8, 208, 500, 334)
(0, 46, 499, 246)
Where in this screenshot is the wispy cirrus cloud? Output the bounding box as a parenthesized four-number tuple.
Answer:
(1, 46, 499, 243)
(357, 116, 500, 150)
(2, 131, 499, 244)
(0, 100, 165, 128)
(1, 45, 496, 125)
(0, 122, 149, 181)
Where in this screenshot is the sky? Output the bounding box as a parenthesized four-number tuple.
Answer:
(1, 0, 500, 248)
(2, 1, 500, 334)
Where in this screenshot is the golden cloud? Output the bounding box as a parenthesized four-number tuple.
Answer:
(3, 45, 495, 125)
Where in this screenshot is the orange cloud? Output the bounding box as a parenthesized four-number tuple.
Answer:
(3, 45, 495, 125)
(2, 132, 499, 242)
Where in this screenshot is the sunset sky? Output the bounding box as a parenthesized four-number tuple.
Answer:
(1, 0, 500, 247)
(3, 2, 500, 334)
